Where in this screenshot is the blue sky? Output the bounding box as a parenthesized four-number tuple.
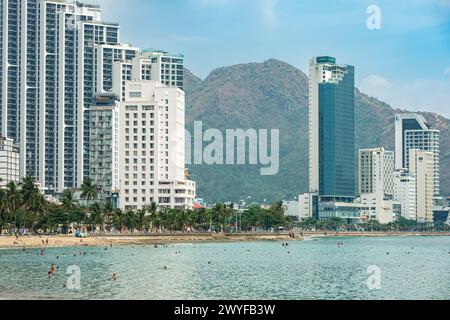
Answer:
(93, 0, 450, 117)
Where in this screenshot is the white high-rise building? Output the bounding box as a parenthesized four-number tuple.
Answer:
(393, 170, 417, 220)
(118, 80, 195, 211)
(0, 136, 20, 188)
(409, 149, 434, 223)
(0, 0, 140, 193)
(358, 148, 395, 223)
(395, 113, 440, 197)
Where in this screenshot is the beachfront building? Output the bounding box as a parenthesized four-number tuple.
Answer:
(395, 113, 440, 197)
(0, 136, 20, 188)
(118, 80, 195, 211)
(298, 192, 319, 220)
(0, 0, 125, 192)
(393, 170, 417, 220)
(358, 148, 395, 224)
(309, 56, 356, 198)
(88, 94, 121, 207)
(318, 196, 361, 225)
(0, 0, 142, 193)
(409, 149, 434, 223)
(308, 56, 358, 223)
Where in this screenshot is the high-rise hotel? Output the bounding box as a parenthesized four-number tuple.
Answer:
(0, 0, 195, 209)
(302, 56, 360, 224)
(395, 113, 440, 198)
(309, 56, 356, 197)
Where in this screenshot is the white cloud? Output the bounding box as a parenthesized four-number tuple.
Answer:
(259, 0, 278, 29)
(359, 75, 450, 118)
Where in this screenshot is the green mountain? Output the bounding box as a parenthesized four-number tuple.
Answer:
(185, 59, 450, 203)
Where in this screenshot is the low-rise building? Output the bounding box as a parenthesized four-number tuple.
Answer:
(393, 170, 417, 220)
(358, 148, 395, 224)
(0, 136, 20, 188)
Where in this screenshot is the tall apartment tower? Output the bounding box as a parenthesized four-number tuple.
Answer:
(359, 148, 395, 223)
(408, 149, 434, 223)
(0, 0, 135, 192)
(117, 80, 195, 211)
(395, 113, 440, 197)
(309, 56, 356, 197)
(89, 93, 121, 195)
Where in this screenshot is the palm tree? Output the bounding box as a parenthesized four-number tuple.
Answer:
(0, 189, 8, 232)
(6, 181, 21, 213)
(144, 202, 158, 232)
(113, 208, 125, 233)
(103, 201, 115, 232)
(136, 208, 147, 233)
(80, 178, 98, 206)
(89, 202, 104, 233)
(61, 189, 78, 211)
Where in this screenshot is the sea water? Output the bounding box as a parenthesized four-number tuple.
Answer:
(0, 236, 449, 300)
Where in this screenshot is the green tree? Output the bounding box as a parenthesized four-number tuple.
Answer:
(61, 189, 78, 211)
(6, 181, 22, 213)
(80, 178, 98, 206)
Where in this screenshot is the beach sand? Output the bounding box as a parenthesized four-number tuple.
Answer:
(0, 233, 297, 249)
(1, 232, 449, 249)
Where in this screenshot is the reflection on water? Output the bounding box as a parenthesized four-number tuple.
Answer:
(0, 237, 450, 300)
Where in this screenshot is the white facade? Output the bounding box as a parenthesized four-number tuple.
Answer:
(409, 149, 434, 223)
(0, 136, 20, 188)
(282, 200, 300, 218)
(118, 80, 195, 211)
(393, 170, 417, 220)
(298, 192, 318, 220)
(138, 50, 185, 90)
(395, 113, 440, 197)
(359, 148, 395, 223)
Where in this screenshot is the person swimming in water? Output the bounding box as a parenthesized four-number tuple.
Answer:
(111, 273, 117, 281)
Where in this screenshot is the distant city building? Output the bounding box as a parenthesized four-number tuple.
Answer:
(358, 148, 395, 224)
(395, 113, 440, 197)
(118, 80, 195, 211)
(139, 49, 185, 90)
(318, 196, 361, 225)
(409, 149, 434, 223)
(393, 170, 417, 220)
(298, 192, 319, 220)
(309, 56, 356, 197)
(282, 201, 300, 218)
(0, 136, 20, 188)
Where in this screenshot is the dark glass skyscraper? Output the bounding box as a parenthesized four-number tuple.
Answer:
(309, 57, 356, 197)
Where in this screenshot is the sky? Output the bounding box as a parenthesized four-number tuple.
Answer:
(92, 0, 450, 117)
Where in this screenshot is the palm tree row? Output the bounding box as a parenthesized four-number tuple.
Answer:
(0, 177, 291, 235)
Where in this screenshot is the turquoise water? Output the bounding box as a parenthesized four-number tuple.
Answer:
(1, 236, 450, 300)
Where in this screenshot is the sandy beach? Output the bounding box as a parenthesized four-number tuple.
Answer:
(0, 232, 450, 249)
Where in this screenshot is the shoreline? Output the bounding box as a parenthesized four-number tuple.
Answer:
(1, 232, 450, 249)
